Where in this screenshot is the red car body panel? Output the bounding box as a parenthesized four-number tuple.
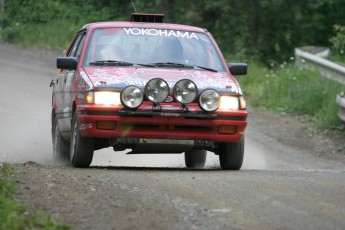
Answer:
(76, 105, 246, 142)
(72, 66, 247, 142)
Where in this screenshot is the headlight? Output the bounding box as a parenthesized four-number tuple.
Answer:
(121, 86, 143, 109)
(239, 96, 246, 110)
(86, 91, 121, 106)
(219, 96, 239, 110)
(173, 79, 198, 104)
(145, 78, 169, 103)
(199, 89, 220, 111)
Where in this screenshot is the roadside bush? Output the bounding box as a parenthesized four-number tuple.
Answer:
(329, 24, 345, 65)
(0, 0, 130, 48)
(237, 60, 344, 128)
(1, 0, 73, 47)
(330, 25, 345, 55)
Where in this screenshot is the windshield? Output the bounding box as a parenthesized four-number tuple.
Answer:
(84, 27, 225, 72)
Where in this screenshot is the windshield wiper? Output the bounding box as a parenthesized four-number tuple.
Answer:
(148, 62, 194, 69)
(148, 62, 218, 72)
(134, 63, 156, 67)
(89, 60, 133, 66)
(193, 65, 218, 72)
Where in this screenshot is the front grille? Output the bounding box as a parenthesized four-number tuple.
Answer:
(121, 123, 160, 129)
(82, 109, 246, 121)
(120, 123, 211, 132)
(174, 125, 211, 132)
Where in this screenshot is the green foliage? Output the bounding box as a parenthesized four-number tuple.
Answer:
(0, 0, 133, 48)
(330, 24, 345, 57)
(0, 164, 69, 230)
(238, 61, 344, 128)
(2, 0, 345, 62)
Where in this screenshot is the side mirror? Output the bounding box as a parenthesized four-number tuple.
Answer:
(57, 57, 78, 70)
(228, 63, 247, 75)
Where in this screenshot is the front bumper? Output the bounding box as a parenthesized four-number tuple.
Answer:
(76, 105, 247, 143)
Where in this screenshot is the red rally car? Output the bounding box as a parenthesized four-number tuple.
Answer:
(51, 13, 248, 170)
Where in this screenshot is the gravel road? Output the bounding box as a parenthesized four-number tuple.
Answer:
(1, 42, 345, 230)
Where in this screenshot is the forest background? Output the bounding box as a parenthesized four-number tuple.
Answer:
(1, 0, 345, 63)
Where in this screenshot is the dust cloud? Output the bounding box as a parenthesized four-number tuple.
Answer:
(91, 138, 268, 169)
(91, 139, 267, 169)
(241, 138, 267, 169)
(0, 43, 55, 164)
(91, 149, 220, 168)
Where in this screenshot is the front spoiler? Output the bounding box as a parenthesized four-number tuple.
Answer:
(83, 108, 246, 121)
(77, 105, 247, 143)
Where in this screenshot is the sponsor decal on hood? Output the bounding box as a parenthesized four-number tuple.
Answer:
(83, 67, 241, 94)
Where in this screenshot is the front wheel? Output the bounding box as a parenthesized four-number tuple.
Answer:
(219, 139, 244, 170)
(184, 149, 207, 169)
(70, 113, 94, 167)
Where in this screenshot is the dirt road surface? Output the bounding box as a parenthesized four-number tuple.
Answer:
(1, 42, 345, 230)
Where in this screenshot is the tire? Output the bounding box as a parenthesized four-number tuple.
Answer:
(219, 139, 244, 170)
(70, 112, 94, 167)
(52, 116, 70, 162)
(184, 149, 207, 169)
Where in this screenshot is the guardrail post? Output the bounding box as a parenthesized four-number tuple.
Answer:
(336, 94, 345, 122)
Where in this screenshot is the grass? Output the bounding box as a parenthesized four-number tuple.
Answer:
(0, 163, 69, 230)
(237, 59, 345, 129)
(328, 53, 345, 66)
(1, 21, 78, 49)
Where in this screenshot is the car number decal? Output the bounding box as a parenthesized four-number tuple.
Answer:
(160, 112, 180, 117)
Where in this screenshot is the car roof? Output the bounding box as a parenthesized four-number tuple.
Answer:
(80, 21, 207, 33)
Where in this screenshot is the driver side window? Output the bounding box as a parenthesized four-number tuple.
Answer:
(68, 32, 86, 58)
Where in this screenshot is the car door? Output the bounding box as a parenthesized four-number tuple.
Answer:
(55, 32, 86, 133)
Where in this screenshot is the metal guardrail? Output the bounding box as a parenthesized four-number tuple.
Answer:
(295, 47, 345, 85)
(295, 47, 345, 122)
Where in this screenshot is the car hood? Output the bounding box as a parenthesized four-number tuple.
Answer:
(83, 67, 242, 94)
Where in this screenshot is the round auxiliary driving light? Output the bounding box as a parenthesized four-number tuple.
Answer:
(145, 78, 169, 103)
(199, 89, 221, 112)
(121, 86, 143, 109)
(173, 79, 198, 104)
